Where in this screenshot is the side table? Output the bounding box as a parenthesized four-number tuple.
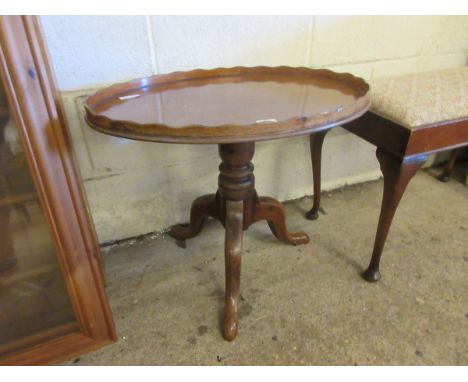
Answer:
(84, 66, 370, 340)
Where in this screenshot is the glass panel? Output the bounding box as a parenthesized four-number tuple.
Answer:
(0, 78, 77, 355)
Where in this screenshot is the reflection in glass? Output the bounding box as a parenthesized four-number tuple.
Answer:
(0, 80, 76, 354)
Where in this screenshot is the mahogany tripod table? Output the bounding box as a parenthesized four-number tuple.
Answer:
(84, 66, 370, 341)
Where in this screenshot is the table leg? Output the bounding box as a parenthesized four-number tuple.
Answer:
(223, 200, 243, 341)
(362, 149, 427, 282)
(306, 130, 328, 220)
(254, 196, 309, 245)
(169, 193, 218, 240)
(170, 142, 309, 340)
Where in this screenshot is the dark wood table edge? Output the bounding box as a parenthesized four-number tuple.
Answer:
(83, 66, 370, 145)
(84, 103, 370, 145)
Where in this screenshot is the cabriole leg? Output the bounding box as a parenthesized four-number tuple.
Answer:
(169, 193, 218, 240)
(363, 148, 427, 282)
(306, 130, 328, 220)
(222, 200, 244, 341)
(255, 196, 309, 245)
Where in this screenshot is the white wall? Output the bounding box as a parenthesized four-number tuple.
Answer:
(40, 16, 468, 243)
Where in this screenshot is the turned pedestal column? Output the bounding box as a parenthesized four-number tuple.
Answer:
(170, 142, 309, 340)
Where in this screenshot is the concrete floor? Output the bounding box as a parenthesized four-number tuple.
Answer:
(65, 168, 467, 365)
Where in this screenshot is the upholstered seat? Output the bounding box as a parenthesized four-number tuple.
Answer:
(370, 66, 468, 128)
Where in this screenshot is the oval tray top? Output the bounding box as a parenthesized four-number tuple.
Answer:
(84, 66, 370, 144)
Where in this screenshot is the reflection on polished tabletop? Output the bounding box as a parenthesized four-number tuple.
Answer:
(84, 66, 370, 341)
(94, 78, 357, 126)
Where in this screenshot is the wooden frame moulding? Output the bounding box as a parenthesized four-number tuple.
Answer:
(0, 15, 116, 365)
